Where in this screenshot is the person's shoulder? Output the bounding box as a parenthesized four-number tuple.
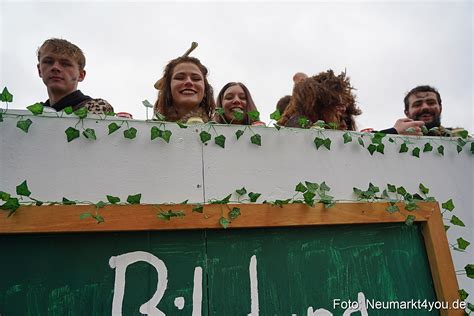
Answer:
(79, 98, 114, 114)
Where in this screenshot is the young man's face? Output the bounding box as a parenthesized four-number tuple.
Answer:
(37, 47, 85, 95)
(405, 91, 442, 128)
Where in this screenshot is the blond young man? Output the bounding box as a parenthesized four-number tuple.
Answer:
(37, 38, 113, 113)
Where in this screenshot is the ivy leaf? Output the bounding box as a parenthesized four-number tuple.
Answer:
(419, 183, 429, 195)
(250, 134, 261, 146)
(387, 184, 396, 193)
(63, 106, 73, 114)
(357, 137, 365, 147)
(1, 197, 20, 215)
(127, 193, 141, 204)
(456, 237, 470, 250)
(405, 200, 419, 211)
(142, 99, 153, 108)
(386, 203, 399, 213)
(303, 191, 315, 206)
(421, 125, 429, 135)
(219, 217, 230, 229)
(412, 147, 420, 158)
(210, 194, 232, 205)
(16, 180, 31, 197)
(62, 197, 76, 205)
(270, 109, 281, 121)
(123, 127, 137, 139)
(236, 187, 247, 196)
(471, 142, 474, 154)
(27, 103, 44, 115)
(367, 144, 376, 155)
(456, 145, 462, 154)
(437, 145, 444, 156)
(371, 132, 385, 144)
(95, 201, 106, 208)
(106, 195, 120, 204)
(154, 112, 166, 121)
(176, 122, 187, 129)
(160, 130, 172, 143)
(295, 182, 307, 193)
(0, 191, 10, 201)
(450, 215, 465, 227)
(405, 214, 416, 226)
(74, 107, 88, 119)
(298, 117, 310, 128)
(247, 110, 260, 121)
(457, 138, 467, 147)
(399, 143, 409, 153)
(151, 126, 161, 140)
(79, 213, 92, 221)
(232, 109, 244, 121)
(235, 129, 244, 140)
(388, 137, 394, 143)
(457, 130, 469, 139)
(342, 132, 352, 144)
(92, 214, 105, 223)
(442, 199, 455, 211)
(214, 134, 226, 148)
(65, 127, 80, 142)
(108, 122, 120, 134)
(200, 131, 211, 143)
(192, 204, 203, 213)
(228, 207, 241, 220)
(313, 120, 325, 128)
(0, 112, 3, 122)
(458, 289, 468, 301)
(376, 144, 385, 154)
(305, 181, 319, 193)
(465, 264, 474, 279)
(444, 225, 450, 231)
(423, 142, 433, 152)
(396, 186, 407, 196)
(82, 128, 96, 140)
(248, 192, 261, 202)
(273, 123, 281, 130)
(0, 87, 13, 102)
(180, 199, 188, 205)
(314, 137, 331, 150)
(323, 138, 331, 150)
(17, 119, 32, 133)
(320, 182, 331, 192)
(157, 210, 185, 221)
(215, 107, 225, 116)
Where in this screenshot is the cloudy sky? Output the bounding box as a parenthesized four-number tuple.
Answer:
(1, 0, 472, 132)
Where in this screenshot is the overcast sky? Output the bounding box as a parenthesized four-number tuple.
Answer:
(1, 0, 472, 132)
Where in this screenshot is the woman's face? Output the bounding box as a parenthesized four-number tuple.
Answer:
(170, 62, 205, 111)
(222, 84, 247, 123)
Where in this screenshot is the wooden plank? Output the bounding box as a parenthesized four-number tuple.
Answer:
(0, 202, 435, 234)
(421, 203, 463, 316)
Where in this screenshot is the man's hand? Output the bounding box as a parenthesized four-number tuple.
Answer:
(393, 118, 425, 135)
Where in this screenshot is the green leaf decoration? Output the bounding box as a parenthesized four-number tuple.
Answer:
(411, 147, 420, 158)
(444, 225, 450, 231)
(273, 124, 281, 130)
(458, 289, 468, 301)
(419, 183, 429, 195)
(405, 214, 416, 226)
(27, 103, 44, 115)
(450, 215, 465, 227)
(1, 197, 20, 215)
(82, 128, 96, 140)
(248, 192, 261, 203)
(108, 122, 121, 134)
(456, 237, 470, 250)
(465, 264, 474, 279)
(74, 107, 88, 119)
(376, 144, 384, 154)
(214, 135, 226, 148)
(323, 138, 331, 150)
(151, 126, 160, 140)
(142, 99, 154, 108)
(248, 110, 260, 121)
(342, 132, 352, 144)
(17, 119, 32, 133)
(92, 214, 105, 223)
(388, 137, 394, 143)
(396, 186, 407, 196)
(106, 195, 120, 204)
(305, 181, 319, 193)
(0, 87, 13, 102)
(387, 184, 396, 193)
(468, 302, 474, 312)
(471, 142, 474, 154)
(160, 130, 172, 143)
(303, 191, 315, 206)
(314, 120, 325, 128)
(371, 132, 385, 144)
(298, 117, 310, 128)
(457, 137, 467, 147)
(442, 199, 455, 211)
(0, 191, 10, 201)
(295, 182, 307, 193)
(210, 194, 232, 205)
(270, 109, 281, 121)
(423, 143, 433, 152)
(123, 127, 137, 139)
(437, 145, 444, 156)
(326, 122, 338, 130)
(236, 187, 247, 196)
(232, 109, 244, 121)
(62, 197, 76, 205)
(80, 213, 92, 220)
(228, 207, 241, 220)
(95, 201, 106, 208)
(65, 127, 80, 142)
(457, 130, 469, 139)
(127, 193, 141, 204)
(16, 180, 31, 197)
(157, 210, 185, 221)
(176, 122, 187, 129)
(200, 131, 211, 143)
(404, 200, 419, 211)
(250, 134, 262, 146)
(215, 107, 225, 116)
(421, 125, 428, 135)
(154, 112, 166, 121)
(0, 112, 3, 122)
(320, 182, 331, 193)
(357, 137, 365, 147)
(386, 203, 399, 213)
(235, 129, 244, 140)
(63, 106, 73, 114)
(367, 144, 376, 155)
(219, 217, 230, 229)
(314, 137, 331, 150)
(399, 143, 409, 153)
(456, 145, 462, 154)
(192, 204, 204, 213)
(180, 199, 189, 205)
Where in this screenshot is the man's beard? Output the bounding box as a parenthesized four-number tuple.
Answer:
(413, 110, 441, 129)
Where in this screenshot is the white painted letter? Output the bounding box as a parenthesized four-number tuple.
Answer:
(307, 307, 333, 316)
(342, 292, 368, 316)
(192, 266, 203, 316)
(109, 251, 168, 316)
(247, 255, 259, 316)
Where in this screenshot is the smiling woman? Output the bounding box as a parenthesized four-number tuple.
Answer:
(153, 56, 215, 123)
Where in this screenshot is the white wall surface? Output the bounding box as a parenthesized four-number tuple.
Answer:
(1, 110, 472, 293)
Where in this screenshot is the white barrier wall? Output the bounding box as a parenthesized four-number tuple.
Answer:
(1, 110, 473, 293)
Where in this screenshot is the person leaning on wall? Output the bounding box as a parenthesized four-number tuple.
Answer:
(37, 38, 113, 114)
(214, 82, 265, 126)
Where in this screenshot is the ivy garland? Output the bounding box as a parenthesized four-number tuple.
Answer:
(1, 87, 473, 313)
